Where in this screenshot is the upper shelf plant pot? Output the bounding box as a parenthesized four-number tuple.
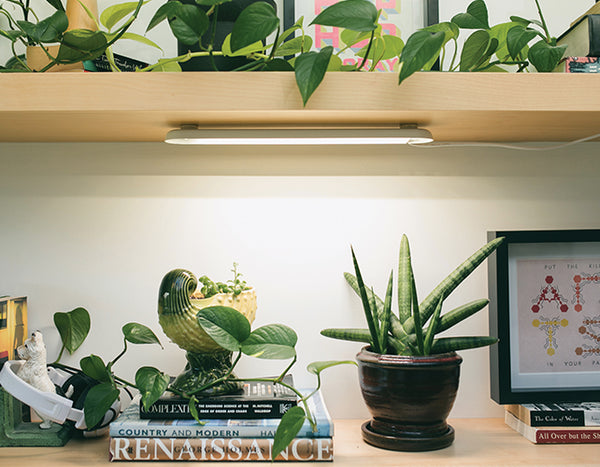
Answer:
(178, 0, 276, 71)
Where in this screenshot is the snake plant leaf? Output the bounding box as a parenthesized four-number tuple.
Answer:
(241, 324, 297, 359)
(506, 24, 538, 59)
(272, 406, 306, 460)
(57, 29, 108, 62)
(100, 1, 147, 31)
(84, 382, 119, 429)
(136, 366, 170, 410)
(17, 11, 68, 43)
(404, 236, 504, 334)
(230, 2, 279, 52)
(409, 259, 424, 355)
(169, 3, 209, 46)
(320, 327, 372, 344)
(197, 306, 251, 352)
(437, 299, 489, 333)
(54, 307, 91, 354)
(451, 0, 490, 30)
(423, 296, 443, 355)
(432, 335, 498, 353)
(528, 40, 566, 72)
(80, 354, 112, 383)
(122, 322, 163, 347)
(379, 270, 393, 351)
(310, 0, 379, 32)
(398, 30, 445, 85)
(398, 234, 411, 324)
(294, 46, 333, 106)
(460, 29, 491, 71)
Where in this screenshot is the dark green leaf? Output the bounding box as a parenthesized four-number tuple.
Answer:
(423, 296, 443, 355)
(432, 336, 498, 353)
(18, 11, 68, 43)
(357, 35, 404, 62)
(53, 307, 90, 354)
(420, 22, 459, 70)
(196, 0, 232, 5)
(0, 30, 25, 42)
(460, 29, 490, 71)
(451, 0, 490, 29)
(528, 39, 566, 72)
(80, 354, 112, 383)
(241, 324, 297, 359)
(197, 306, 251, 352)
(274, 35, 313, 57)
(169, 4, 209, 46)
(488, 22, 521, 61)
(294, 46, 333, 106)
(506, 25, 537, 59)
(188, 396, 200, 422)
(509, 16, 543, 29)
(146, 1, 180, 32)
(264, 58, 294, 71)
(135, 366, 170, 409)
(45, 0, 65, 12)
(83, 382, 119, 429)
(398, 30, 445, 85)
(272, 406, 306, 460)
(230, 2, 279, 52)
(310, 0, 378, 32)
(122, 322, 163, 347)
(57, 29, 108, 62)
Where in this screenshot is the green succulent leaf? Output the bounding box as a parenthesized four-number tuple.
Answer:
(197, 306, 251, 352)
(451, 0, 490, 30)
(437, 299, 489, 334)
(135, 366, 170, 410)
(423, 296, 443, 355)
(54, 307, 91, 354)
(83, 382, 119, 429)
(294, 46, 333, 106)
(398, 30, 445, 85)
(122, 322, 163, 347)
(80, 354, 112, 383)
(272, 406, 306, 460)
(241, 324, 297, 359)
(310, 0, 379, 32)
(506, 24, 538, 59)
(230, 2, 279, 52)
(397, 234, 411, 324)
(432, 336, 498, 353)
(528, 40, 566, 72)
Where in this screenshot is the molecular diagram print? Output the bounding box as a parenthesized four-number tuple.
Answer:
(575, 318, 600, 358)
(532, 316, 569, 356)
(531, 276, 569, 313)
(572, 272, 600, 312)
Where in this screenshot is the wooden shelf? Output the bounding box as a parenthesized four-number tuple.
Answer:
(0, 418, 598, 465)
(1, 72, 600, 143)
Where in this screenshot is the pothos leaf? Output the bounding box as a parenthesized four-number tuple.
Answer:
(83, 382, 119, 429)
(294, 46, 333, 106)
(136, 366, 170, 409)
(54, 307, 91, 354)
(272, 406, 306, 460)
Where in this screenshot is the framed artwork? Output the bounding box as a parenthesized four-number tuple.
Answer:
(282, 0, 439, 70)
(488, 230, 600, 404)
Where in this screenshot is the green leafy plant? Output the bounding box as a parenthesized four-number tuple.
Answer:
(0, 0, 152, 72)
(197, 262, 251, 297)
(321, 235, 504, 356)
(398, 0, 567, 85)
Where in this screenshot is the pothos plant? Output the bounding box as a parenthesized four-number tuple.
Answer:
(51, 266, 350, 460)
(321, 235, 505, 356)
(0, 0, 158, 72)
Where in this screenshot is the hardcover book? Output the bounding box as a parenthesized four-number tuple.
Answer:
(557, 14, 600, 57)
(564, 56, 600, 73)
(505, 411, 600, 444)
(112, 390, 333, 439)
(506, 402, 600, 427)
(109, 436, 333, 462)
(140, 377, 297, 420)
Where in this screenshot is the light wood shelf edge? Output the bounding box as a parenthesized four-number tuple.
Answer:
(1, 72, 600, 142)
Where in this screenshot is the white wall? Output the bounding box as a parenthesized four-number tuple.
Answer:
(2, 142, 600, 420)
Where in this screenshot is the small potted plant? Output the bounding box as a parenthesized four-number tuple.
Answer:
(321, 234, 504, 451)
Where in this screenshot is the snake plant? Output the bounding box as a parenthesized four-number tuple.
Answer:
(321, 235, 504, 356)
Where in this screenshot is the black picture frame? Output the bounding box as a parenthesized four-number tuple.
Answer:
(488, 229, 600, 404)
(282, 0, 439, 32)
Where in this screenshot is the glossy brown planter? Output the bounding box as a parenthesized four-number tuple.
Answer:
(357, 347, 462, 451)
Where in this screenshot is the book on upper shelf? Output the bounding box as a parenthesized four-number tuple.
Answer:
(139, 376, 297, 420)
(571, 2, 600, 27)
(109, 436, 333, 462)
(112, 389, 333, 439)
(505, 411, 600, 444)
(506, 402, 600, 427)
(557, 14, 600, 58)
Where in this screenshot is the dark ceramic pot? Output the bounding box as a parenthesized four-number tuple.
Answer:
(356, 346, 462, 452)
(178, 0, 277, 71)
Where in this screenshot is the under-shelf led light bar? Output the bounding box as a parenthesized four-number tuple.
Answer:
(164, 125, 433, 145)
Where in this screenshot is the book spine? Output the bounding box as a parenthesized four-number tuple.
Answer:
(505, 412, 600, 444)
(109, 437, 333, 462)
(109, 422, 332, 439)
(140, 399, 296, 420)
(506, 404, 600, 426)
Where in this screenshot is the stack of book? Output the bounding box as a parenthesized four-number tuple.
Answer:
(556, 3, 600, 72)
(108, 380, 334, 462)
(505, 402, 600, 444)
